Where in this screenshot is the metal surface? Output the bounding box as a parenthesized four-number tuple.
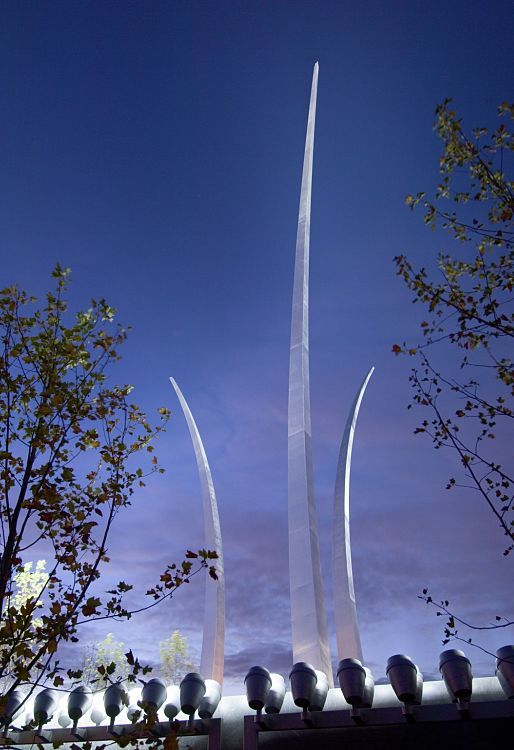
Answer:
(5, 718, 221, 749)
(287, 62, 333, 686)
(242, 699, 514, 750)
(170, 377, 225, 686)
(332, 367, 374, 661)
(4, 677, 509, 750)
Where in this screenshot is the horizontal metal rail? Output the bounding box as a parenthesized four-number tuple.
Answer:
(1, 718, 221, 749)
(243, 700, 514, 749)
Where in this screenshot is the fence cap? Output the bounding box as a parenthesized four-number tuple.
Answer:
(386, 654, 416, 673)
(496, 645, 514, 663)
(337, 658, 365, 676)
(244, 666, 271, 684)
(289, 662, 317, 679)
(181, 672, 205, 686)
(439, 649, 470, 669)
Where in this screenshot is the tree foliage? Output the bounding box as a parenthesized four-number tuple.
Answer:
(81, 632, 130, 687)
(394, 100, 514, 556)
(419, 588, 513, 653)
(81, 629, 195, 688)
(158, 630, 196, 686)
(0, 561, 47, 693)
(0, 267, 217, 716)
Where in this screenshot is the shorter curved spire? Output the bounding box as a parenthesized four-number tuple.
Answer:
(332, 366, 374, 661)
(169, 377, 225, 685)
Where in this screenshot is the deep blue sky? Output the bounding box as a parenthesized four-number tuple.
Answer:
(1, 1, 512, 693)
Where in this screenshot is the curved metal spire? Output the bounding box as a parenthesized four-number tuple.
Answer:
(288, 62, 333, 685)
(332, 366, 374, 661)
(169, 377, 225, 685)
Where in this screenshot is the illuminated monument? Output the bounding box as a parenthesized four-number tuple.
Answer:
(169, 377, 225, 686)
(287, 61, 333, 683)
(287, 62, 372, 681)
(332, 366, 374, 663)
(168, 63, 372, 688)
(4, 65, 510, 750)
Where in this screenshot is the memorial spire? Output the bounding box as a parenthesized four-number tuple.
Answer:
(287, 62, 333, 685)
(169, 377, 225, 685)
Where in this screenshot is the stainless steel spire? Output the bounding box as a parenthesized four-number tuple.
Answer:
(332, 367, 374, 661)
(287, 62, 333, 685)
(169, 377, 225, 685)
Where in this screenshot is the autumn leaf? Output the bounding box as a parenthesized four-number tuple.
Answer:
(125, 649, 135, 666)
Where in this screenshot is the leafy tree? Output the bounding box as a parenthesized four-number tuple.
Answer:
(395, 100, 514, 554)
(394, 101, 513, 648)
(159, 630, 196, 685)
(81, 632, 130, 686)
(0, 266, 218, 718)
(0, 560, 47, 693)
(11, 561, 47, 629)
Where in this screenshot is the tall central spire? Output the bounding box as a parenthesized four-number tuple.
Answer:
(287, 62, 333, 685)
